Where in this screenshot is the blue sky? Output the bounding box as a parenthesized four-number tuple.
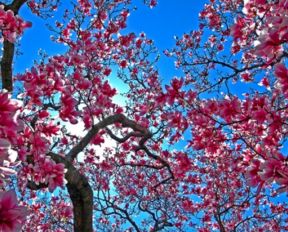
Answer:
(15, 1, 207, 79)
(128, 0, 207, 79)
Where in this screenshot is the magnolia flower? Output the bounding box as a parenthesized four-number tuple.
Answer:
(0, 190, 27, 232)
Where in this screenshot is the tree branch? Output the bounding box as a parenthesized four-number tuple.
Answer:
(6, 0, 27, 13)
(66, 114, 151, 161)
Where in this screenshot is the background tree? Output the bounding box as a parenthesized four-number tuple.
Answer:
(0, 0, 287, 231)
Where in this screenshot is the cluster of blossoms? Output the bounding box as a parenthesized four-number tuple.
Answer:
(20, 158, 67, 192)
(159, 0, 288, 230)
(0, 5, 31, 42)
(0, 0, 287, 231)
(22, 195, 72, 232)
(0, 91, 20, 181)
(0, 92, 27, 231)
(0, 190, 27, 231)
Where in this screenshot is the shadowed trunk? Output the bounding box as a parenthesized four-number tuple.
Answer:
(49, 153, 93, 232)
(67, 182, 93, 232)
(1, 40, 14, 92)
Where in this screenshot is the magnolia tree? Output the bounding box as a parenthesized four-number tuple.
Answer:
(0, 0, 287, 231)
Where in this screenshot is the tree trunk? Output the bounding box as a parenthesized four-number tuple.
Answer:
(1, 40, 14, 92)
(49, 153, 93, 232)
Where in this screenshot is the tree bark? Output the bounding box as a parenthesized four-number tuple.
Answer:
(49, 153, 93, 232)
(1, 39, 14, 91)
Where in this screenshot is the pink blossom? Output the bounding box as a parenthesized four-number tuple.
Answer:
(275, 63, 288, 97)
(254, 33, 282, 61)
(46, 162, 67, 192)
(0, 190, 27, 232)
(230, 17, 245, 40)
(259, 155, 288, 187)
(252, 109, 267, 123)
(92, 134, 105, 146)
(0, 6, 31, 43)
(246, 159, 263, 187)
